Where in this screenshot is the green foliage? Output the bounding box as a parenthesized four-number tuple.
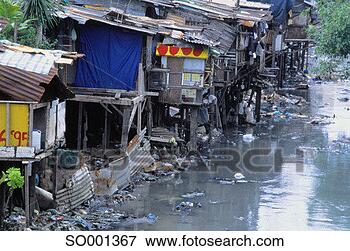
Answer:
(0, 0, 22, 24)
(22, 0, 59, 29)
(0, 1, 58, 49)
(308, 0, 350, 57)
(0, 167, 24, 190)
(312, 59, 338, 80)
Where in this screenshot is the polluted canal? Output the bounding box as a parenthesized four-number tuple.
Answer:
(102, 80, 350, 231)
(4, 81, 350, 231)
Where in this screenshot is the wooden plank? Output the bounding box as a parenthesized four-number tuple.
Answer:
(71, 95, 133, 106)
(128, 104, 138, 133)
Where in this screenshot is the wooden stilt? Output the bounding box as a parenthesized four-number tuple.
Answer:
(0, 180, 5, 228)
(147, 99, 153, 137)
(103, 108, 108, 151)
(24, 162, 32, 228)
(77, 102, 83, 150)
(189, 107, 198, 152)
(52, 156, 58, 201)
(255, 86, 262, 123)
(137, 102, 142, 135)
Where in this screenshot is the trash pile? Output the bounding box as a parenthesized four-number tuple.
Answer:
(261, 90, 309, 122)
(2, 197, 158, 231)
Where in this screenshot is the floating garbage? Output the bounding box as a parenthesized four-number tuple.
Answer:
(181, 191, 205, 199)
(234, 173, 245, 180)
(219, 180, 235, 185)
(338, 97, 349, 102)
(175, 201, 202, 212)
(243, 134, 255, 143)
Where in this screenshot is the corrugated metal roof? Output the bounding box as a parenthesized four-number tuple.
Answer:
(0, 40, 79, 75)
(0, 48, 55, 75)
(58, 5, 157, 34)
(0, 65, 57, 102)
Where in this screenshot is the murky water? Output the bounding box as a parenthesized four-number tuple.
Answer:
(115, 81, 350, 231)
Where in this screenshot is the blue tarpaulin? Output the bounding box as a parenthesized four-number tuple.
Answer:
(74, 23, 142, 90)
(253, 0, 295, 25)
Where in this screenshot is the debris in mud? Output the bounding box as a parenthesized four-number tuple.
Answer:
(175, 201, 202, 212)
(1, 196, 158, 231)
(181, 191, 205, 199)
(113, 190, 137, 203)
(309, 115, 335, 125)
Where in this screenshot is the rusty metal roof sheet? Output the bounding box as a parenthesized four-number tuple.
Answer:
(0, 65, 57, 102)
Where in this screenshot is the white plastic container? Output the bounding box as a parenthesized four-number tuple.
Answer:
(32, 130, 42, 152)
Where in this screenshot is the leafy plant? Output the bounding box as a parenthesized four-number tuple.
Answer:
(0, 0, 23, 41)
(0, 167, 24, 189)
(0, 167, 24, 215)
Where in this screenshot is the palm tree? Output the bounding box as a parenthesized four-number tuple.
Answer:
(0, 0, 22, 42)
(22, 0, 58, 46)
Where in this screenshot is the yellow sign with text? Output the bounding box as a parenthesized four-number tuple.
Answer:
(0, 103, 29, 147)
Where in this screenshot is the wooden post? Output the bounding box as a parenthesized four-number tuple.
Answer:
(77, 102, 83, 150)
(306, 41, 309, 71)
(83, 109, 88, 150)
(52, 156, 58, 201)
(234, 87, 240, 125)
(137, 102, 142, 135)
(121, 108, 132, 150)
(24, 162, 32, 228)
(103, 108, 108, 151)
(146, 99, 153, 137)
(6, 103, 10, 145)
(0, 179, 5, 228)
(146, 35, 153, 72)
(301, 42, 306, 71)
(29, 163, 37, 222)
(137, 63, 145, 94)
(255, 86, 262, 123)
(189, 107, 198, 152)
(222, 91, 227, 129)
(272, 32, 276, 68)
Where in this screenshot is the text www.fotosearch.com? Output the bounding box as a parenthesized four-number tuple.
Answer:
(145, 235, 284, 247)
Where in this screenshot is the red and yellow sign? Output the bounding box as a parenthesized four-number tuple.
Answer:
(0, 103, 29, 147)
(156, 44, 209, 59)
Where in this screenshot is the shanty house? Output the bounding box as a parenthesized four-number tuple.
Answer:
(0, 40, 78, 226)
